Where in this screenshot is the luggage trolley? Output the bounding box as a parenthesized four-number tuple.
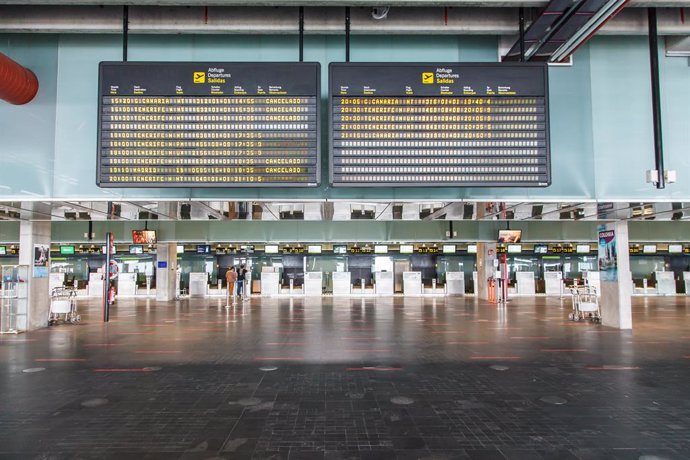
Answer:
(568, 286, 601, 323)
(49, 287, 80, 325)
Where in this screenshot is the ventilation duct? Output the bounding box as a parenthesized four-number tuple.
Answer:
(0, 52, 39, 105)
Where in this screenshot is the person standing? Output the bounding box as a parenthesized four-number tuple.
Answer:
(225, 266, 237, 308)
(237, 264, 248, 301)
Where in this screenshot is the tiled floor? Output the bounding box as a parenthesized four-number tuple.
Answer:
(1, 294, 689, 459)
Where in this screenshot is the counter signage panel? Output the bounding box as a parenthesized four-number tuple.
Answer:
(98, 62, 321, 187)
(417, 247, 440, 254)
(329, 63, 550, 187)
(349, 247, 373, 254)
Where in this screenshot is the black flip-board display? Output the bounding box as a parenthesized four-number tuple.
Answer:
(329, 63, 550, 187)
(97, 62, 320, 187)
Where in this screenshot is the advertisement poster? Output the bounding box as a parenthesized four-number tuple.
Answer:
(33, 243, 50, 278)
(598, 224, 617, 282)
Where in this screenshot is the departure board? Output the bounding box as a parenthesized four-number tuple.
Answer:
(97, 62, 320, 187)
(329, 63, 550, 187)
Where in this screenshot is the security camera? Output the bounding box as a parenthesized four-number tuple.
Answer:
(371, 6, 390, 20)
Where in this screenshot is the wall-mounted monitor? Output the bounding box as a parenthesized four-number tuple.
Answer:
(467, 244, 478, 254)
(129, 245, 143, 255)
(176, 245, 184, 254)
(399, 244, 414, 254)
(0, 246, 6, 256)
(328, 62, 550, 187)
(498, 230, 522, 243)
(264, 245, 279, 254)
(534, 245, 548, 254)
(643, 244, 657, 254)
(668, 244, 683, 254)
(443, 244, 456, 254)
(576, 244, 590, 254)
(374, 245, 388, 254)
(308, 245, 322, 254)
(507, 244, 522, 254)
(333, 246, 347, 255)
(196, 245, 211, 254)
(98, 62, 321, 188)
(240, 245, 255, 254)
(132, 230, 156, 244)
(59, 245, 75, 255)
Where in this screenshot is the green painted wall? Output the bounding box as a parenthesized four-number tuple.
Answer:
(1, 33, 688, 201)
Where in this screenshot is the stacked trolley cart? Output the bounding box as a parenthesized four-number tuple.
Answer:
(568, 286, 601, 323)
(49, 287, 80, 325)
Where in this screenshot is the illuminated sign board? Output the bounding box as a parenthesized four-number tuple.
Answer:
(467, 244, 477, 254)
(417, 247, 440, 254)
(308, 245, 322, 254)
(282, 246, 305, 254)
(442, 244, 456, 254)
(264, 245, 279, 254)
(576, 244, 590, 254)
(349, 246, 373, 254)
(374, 245, 388, 254)
(60, 245, 76, 255)
(98, 62, 320, 187)
(643, 244, 657, 254)
(507, 244, 522, 254)
(399, 244, 414, 254)
(329, 63, 550, 187)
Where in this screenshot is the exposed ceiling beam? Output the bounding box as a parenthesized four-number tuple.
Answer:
(0, 6, 688, 34)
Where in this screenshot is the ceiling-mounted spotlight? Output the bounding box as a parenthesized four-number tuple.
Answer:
(371, 6, 390, 20)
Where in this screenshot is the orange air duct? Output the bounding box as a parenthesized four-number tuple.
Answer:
(0, 53, 39, 105)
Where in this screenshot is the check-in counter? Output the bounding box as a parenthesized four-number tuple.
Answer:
(544, 272, 563, 296)
(304, 272, 323, 297)
(188, 272, 208, 297)
(117, 272, 137, 297)
(88, 272, 104, 297)
(684, 272, 690, 295)
(655, 271, 676, 295)
(375, 271, 394, 295)
(261, 271, 280, 296)
(332, 271, 351, 296)
(403, 271, 422, 296)
(446, 272, 465, 296)
(516, 272, 536, 296)
(49, 273, 65, 292)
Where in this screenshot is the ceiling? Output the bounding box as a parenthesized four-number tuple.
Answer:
(1, 200, 689, 222)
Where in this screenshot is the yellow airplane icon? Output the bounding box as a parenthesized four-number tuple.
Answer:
(422, 72, 434, 84)
(193, 72, 206, 84)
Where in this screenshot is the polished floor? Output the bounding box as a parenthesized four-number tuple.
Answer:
(1, 294, 689, 459)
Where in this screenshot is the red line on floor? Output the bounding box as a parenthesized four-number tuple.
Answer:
(92, 368, 155, 372)
(345, 349, 391, 352)
(587, 366, 640, 370)
(447, 341, 488, 345)
(541, 349, 587, 352)
(134, 351, 181, 354)
(254, 357, 304, 361)
(346, 367, 402, 371)
(470, 356, 521, 360)
(34, 358, 87, 362)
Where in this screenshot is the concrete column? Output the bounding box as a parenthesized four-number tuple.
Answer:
(599, 221, 633, 329)
(476, 242, 497, 301)
(155, 242, 178, 301)
(18, 220, 51, 330)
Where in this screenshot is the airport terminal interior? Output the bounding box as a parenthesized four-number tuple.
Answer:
(1, 0, 690, 458)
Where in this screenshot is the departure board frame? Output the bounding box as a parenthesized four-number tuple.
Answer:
(329, 62, 550, 188)
(97, 61, 321, 188)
